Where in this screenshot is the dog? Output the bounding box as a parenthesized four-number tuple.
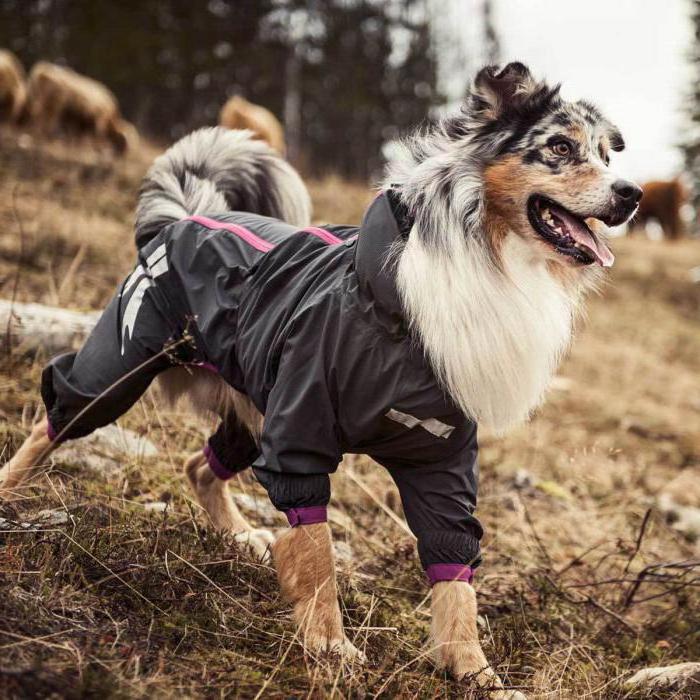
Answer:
(632, 177, 688, 239)
(0, 62, 641, 696)
(219, 94, 286, 155)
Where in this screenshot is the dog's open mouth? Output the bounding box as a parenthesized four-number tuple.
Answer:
(527, 195, 614, 267)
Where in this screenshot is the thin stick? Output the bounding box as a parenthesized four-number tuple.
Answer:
(623, 508, 651, 575)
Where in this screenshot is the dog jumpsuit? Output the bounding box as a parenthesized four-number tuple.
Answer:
(41, 192, 483, 583)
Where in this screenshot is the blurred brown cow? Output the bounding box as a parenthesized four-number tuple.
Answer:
(26, 62, 138, 154)
(633, 178, 688, 240)
(0, 49, 26, 122)
(219, 95, 286, 155)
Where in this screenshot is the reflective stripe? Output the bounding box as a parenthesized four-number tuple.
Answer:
(148, 256, 168, 278)
(146, 243, 167, 267)
(121, 276, 153, 355)
(121, 264, 146, 296)
(300, 227, 343, 245)
(187, 215, 275, 252)
(385, 408, 455, 439)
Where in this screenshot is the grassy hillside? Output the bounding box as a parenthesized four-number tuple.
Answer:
(0, 130, 698, 699)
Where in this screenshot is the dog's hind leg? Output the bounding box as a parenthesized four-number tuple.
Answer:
(273, 522, 363, 662)
(184, 449, 274, 559)
(431, 580, 525, 699)
(0, 418, 55, 500)
(159, 367, 274, 559)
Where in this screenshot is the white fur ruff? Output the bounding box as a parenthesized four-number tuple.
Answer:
(396, 230, 573, 433)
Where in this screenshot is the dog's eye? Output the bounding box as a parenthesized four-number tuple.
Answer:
(551, 140, 571, 157)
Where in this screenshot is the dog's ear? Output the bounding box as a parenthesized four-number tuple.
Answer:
(468, 62, 540, 122)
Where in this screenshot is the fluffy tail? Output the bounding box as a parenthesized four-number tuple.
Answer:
(135, 126, 311, 248)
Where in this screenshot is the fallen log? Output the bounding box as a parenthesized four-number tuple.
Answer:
(0, 299, 99, 355)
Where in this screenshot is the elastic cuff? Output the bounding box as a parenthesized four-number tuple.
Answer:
(46, 419, 59, 442)
(252, 468, 331, 512)
(417, 530, 482, 570)
(426, 563, 474, 586)
(203, 444, 235, 481)
(285, 505, 328, 527)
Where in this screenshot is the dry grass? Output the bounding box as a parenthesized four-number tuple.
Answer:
(0, 128, 698, 699)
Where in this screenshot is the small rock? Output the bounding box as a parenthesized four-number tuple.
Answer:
(83, 424, 158, 457)
(657, 493, 700, 543)
(513, 469, 535, 490)
(36, 509, 70, 525)
(333, 541, 354, 564)
(143, 501, 168, 513)
(625, 662, 700, 690)
(57, 424, 159, 474)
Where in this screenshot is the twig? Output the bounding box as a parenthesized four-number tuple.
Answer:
(520, 495, 553, 568)
(623, 559, 700, 610)
(344, 468, 414, 537)
(623, 508, 651, 575)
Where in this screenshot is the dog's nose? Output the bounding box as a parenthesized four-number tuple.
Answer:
(611, 179, 643, 205)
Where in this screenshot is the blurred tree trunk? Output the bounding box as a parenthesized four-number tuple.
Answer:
(283, 45, 302, 166)
(483, 0, 500, 64)
(684, 0, 700, 213)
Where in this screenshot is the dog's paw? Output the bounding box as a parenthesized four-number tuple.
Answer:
(305, 634, 366, 663)
(435, 640, 509, 690)
(233, 527, 275, 560)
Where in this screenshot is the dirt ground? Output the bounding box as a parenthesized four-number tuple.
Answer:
(0, 130, 698, 699)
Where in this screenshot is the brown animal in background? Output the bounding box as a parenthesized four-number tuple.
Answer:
(0, 49, 26, 122)
(25, 62, 138, 154)
(633, 178, 687, 239)
(219, 95, 286, 155)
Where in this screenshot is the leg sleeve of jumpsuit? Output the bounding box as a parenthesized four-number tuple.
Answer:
(41, 271, 175, 442)
(375, 431, 483, 585)
(204, 414, 262, 480)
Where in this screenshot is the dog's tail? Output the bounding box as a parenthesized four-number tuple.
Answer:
(135, 126, 311, 248)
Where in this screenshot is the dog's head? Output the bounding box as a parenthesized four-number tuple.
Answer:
(460, 62, 641, 269)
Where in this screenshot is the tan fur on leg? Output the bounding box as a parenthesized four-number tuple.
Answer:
(273, 522, 362, 660)
(431, 581, 524, 698)
(184, 451, 274, 558)
(0, 418, 54, 500)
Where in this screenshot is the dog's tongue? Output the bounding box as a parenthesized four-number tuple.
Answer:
(550, 204, 615, 267)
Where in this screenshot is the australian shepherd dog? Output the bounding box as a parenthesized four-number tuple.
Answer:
(1, 63, 641, 696)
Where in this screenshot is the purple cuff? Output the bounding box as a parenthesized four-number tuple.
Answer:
(46, 420, 59, 442)
(203, 444, 234, 481)
(426, 563, 475, 586)
(285, 506, 328, 527)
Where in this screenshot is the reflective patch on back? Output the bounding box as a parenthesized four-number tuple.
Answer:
(121, 276, 153, 355)
(385, 408, 455, 439)
(148, 257, 168, 278)
(146, 243, 167, 267)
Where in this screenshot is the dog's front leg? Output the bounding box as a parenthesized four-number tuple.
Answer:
(0, 418, 54, 500)
(432, 580, 525, 699)
(273, 522, 361, 660)
(184, 451, 274, 559)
